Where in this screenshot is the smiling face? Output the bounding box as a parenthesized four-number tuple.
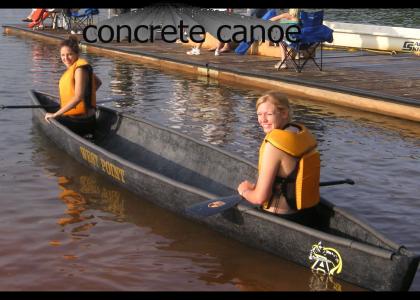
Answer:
(257, 100, 289, 134)
(60, 46, 78, 68)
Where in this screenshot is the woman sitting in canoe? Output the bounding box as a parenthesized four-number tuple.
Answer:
(44, 36, 102, 136)
(237, 91, 321, 221)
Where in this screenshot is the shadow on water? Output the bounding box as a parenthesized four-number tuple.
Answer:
(29, 122, 363, 291)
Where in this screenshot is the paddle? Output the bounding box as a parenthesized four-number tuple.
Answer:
(320, 178, 354, 186)
(186, 179, 355, 217)
(1, 104, 59, 109)
(0, 96, 124, 110)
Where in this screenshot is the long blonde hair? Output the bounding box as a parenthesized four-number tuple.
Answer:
(288, 8, 300, 19)
(256, 91, 293, 122)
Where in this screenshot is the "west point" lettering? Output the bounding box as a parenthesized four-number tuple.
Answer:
(79, 146, 126, 183)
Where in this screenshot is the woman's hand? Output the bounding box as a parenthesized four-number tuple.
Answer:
(237, 180, 255, 197)
(44, 112, 56, 123)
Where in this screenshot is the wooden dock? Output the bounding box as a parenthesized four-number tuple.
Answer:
(3, 24, 420, 122)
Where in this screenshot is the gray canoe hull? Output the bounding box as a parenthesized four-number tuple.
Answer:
(30, 90, 419, 291)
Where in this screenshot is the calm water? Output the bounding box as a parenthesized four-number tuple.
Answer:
(323, 9, 420, 28)
(0, 9, 419, 291)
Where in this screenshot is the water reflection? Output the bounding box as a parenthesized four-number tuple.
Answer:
(56, 176, 97, 238)
(309, 271, 342, 292)
(53, 171, 357, 290)
(167, 77, 240, 145)
(105, 59, 247, 147)
(28, 40, 62, 94)
(109, 59, 136, 104)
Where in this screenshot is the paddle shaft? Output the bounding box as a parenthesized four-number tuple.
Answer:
(320, 179, 355, 186)
(187, 178, 355, 217)
(1, 104, 58, 109)
(1, 97, 123, 110)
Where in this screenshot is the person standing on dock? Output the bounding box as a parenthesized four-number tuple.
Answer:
(44, 36, 102, 137)
(237, 91, 321, 222)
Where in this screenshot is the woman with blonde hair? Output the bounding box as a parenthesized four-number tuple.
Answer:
(237, 91, 320, 219)
(269, 8, 300, 22)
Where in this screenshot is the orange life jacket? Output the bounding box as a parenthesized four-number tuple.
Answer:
(259, 123, 321, 210)
(59, 58, 96, 116)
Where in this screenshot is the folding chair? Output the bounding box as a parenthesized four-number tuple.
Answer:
(276, 10, 333, 72)
(47, 9, 62, 29)
(68, 8, 99, 34)
(60, 9, 74, 31)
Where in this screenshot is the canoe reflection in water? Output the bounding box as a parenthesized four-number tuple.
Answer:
(309, 270, 342, 291)
(46, 170, 354, 291)
(56, 176, 97, 236)
(56, 174, 124, 237)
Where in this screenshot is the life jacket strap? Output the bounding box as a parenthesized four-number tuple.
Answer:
(264, 166, 298, 210)
(78, 64, 94, 110)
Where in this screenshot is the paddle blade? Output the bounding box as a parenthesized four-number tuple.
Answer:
(186, 195, 242, 217)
